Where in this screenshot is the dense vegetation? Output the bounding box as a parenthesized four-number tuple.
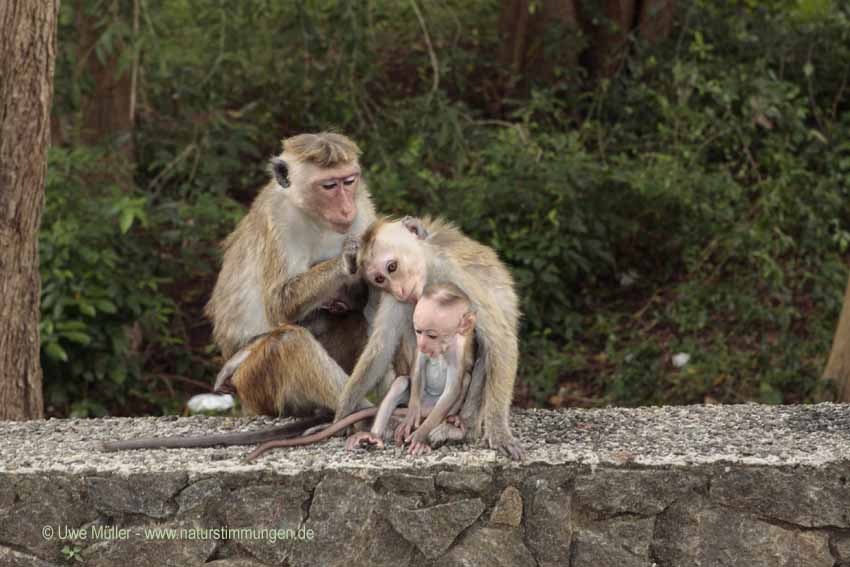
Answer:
(44, 0, 850, 417)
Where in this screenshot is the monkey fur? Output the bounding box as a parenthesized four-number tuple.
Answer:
(336, 216, 525, 460)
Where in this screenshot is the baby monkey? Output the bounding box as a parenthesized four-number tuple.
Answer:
(346, 281, 479, 456)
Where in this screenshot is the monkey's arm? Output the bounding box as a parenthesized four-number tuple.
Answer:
(409, 358, 463, 452)
(394, 352, 426, 446)
(457, 350, 486, 433)
(265, 238, 359, 325)
(336, 295, 412, 420)
(346, 375, 410, 450)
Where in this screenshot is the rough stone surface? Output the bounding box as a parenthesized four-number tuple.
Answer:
(435, 470, 493, 493)
(489, 486, 523, 528)
(653, 497, 834, 567)
(80, 519, 217, 567)
(2, 405, 850, 565)
(571, 515, 656, 567)
(0, 546, 60, 567)
(387, 498, 485, 558)
(523, 473, 572, 567)
(441, 527, 536, 567)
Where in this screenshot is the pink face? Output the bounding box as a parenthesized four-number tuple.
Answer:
(307, 165, 361, 233)
(412, 297, 468, 358)
(364, 223, 427, 304)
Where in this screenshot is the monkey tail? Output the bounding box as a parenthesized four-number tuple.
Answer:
(245, 408, 409, 462)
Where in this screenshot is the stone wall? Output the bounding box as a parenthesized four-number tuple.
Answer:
(2, 404, 850, 566)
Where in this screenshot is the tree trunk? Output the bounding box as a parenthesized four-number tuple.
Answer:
(824, 272, 850, 402)
(0, 0, 58, 420)
(499, 0, 581, 80)
(637, 0, 676, 45)
(76, 0, 134, 174)
(498, 0, 533, 75)
(585, 0, 637, 79)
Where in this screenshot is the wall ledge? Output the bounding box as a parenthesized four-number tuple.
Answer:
(2, 403, 849, 566)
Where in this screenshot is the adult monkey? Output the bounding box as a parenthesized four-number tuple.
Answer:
(206, 132, 377, 416)
(335, 216, 525, 460)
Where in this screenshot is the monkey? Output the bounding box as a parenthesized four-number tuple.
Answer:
(100, 134, 376, 454)
(335, 216, 525, 460)
(205, 132, 379, 416)
(346, 282, 479, 456)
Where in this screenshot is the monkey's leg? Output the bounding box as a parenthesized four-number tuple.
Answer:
(233, 325, 364, 417)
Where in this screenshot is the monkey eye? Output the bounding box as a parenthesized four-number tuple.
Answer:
(320, 181, 337, 190)
(387, 260, 398, 273)
(342, 175, 357, 186)
(374, 274, 386, 285)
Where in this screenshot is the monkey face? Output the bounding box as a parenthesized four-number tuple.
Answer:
(364, 222, 427, 304)
(302, 163, 362, 233)
(413, 297, 468, 357)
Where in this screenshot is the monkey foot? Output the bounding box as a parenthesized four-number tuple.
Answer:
(407, 437, 432, 457)
(445, 415, 466, 436)
(483, 433, 526, 461)
(345, 431, 384, 451)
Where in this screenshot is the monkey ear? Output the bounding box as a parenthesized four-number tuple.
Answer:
(401, 216, 429, 240)
(270, 157, 290, 189)
(459, 312, 477, 336)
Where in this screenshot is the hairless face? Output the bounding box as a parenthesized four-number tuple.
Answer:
(412, 296, 471, 358)
(363, 222, 427, 304)
(296, 162, 361, 233)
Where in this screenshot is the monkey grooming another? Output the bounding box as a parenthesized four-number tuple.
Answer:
(336, 216, 525, 460)
(101, 133, 377, 454)
(346, 282, 479, 456)
(205, 132, 377, 418)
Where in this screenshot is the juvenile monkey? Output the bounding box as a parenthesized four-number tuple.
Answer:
(205, 132, 378, 416)
(346, 282, 479, 455)
(336, 216, 525, 460)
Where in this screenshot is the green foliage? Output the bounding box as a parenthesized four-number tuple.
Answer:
(47, 0, 850, 415)
(40, 147, 171, 416)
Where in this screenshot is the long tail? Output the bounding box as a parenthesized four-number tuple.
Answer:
(245, 408, 409, 461)
(101, 414, 331, 452)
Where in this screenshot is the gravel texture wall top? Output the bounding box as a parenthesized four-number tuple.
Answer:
(2, 403, 850, 567)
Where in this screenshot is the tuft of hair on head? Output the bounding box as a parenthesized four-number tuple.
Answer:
(282, 132, 361, 168)
(421, 281, 472, 311)
(357, 216, 394, 269)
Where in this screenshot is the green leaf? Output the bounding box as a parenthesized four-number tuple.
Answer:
(94, 300, 118, 314)
(44, 342, 68, 362)
(78, 302, 96, 317)
(61, 332, 91, 345)
(119, 209, 134, 234)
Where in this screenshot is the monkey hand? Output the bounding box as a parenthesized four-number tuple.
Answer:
(340, 236, 360, 275)
(345, 431, 384, 451)
(445, 415, 466, 436)
(407, 431, 433, 456)
(394, 412, 420, 447)
(482, 430, 526, 461)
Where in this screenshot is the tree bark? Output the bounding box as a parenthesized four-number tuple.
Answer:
(76, 0, 135, 187)
(824, 272, 850, 402)
(637, 0, 676, 45)
(499, 0, 581, 80)
(584, 0, 637, 79)
(0, 0, 58, 420)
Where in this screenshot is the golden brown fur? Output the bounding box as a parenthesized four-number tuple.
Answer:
(337, 215, 523, 459)
(205, 132, 377, 417)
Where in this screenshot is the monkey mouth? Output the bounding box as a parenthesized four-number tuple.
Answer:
(329, 219, 354, 233)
